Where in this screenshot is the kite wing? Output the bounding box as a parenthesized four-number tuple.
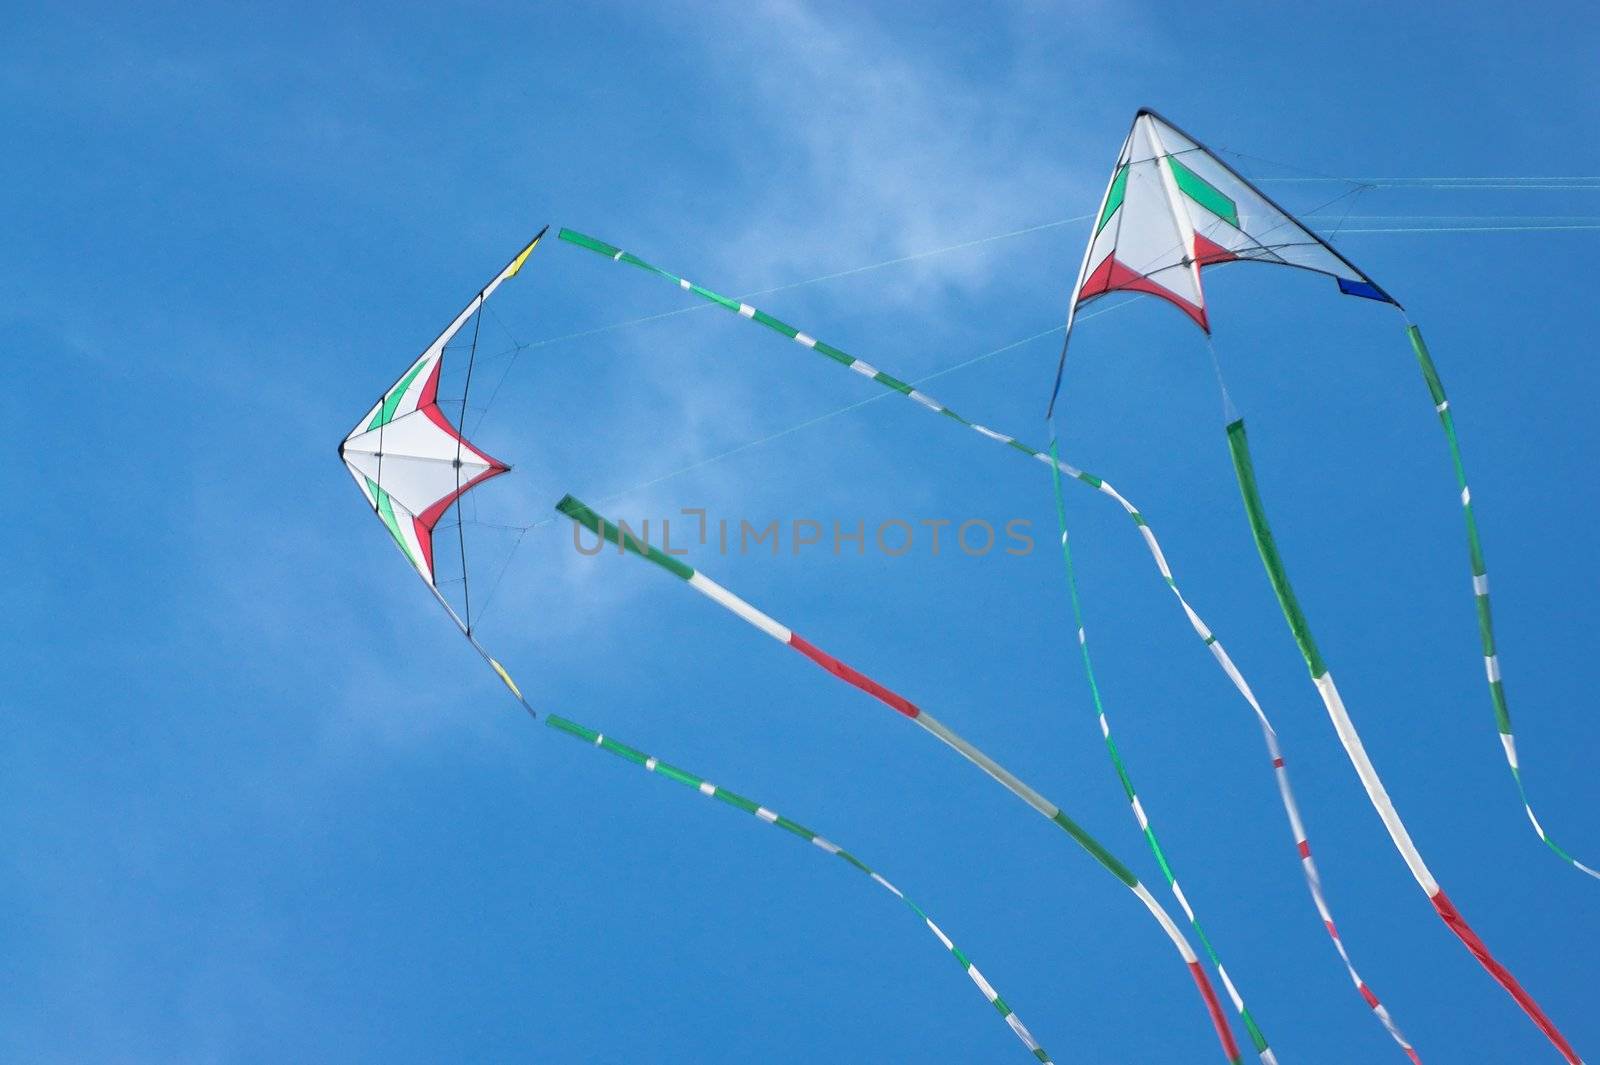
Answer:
(1073, 108, 1396, 333)
(340, 228, 545, 586)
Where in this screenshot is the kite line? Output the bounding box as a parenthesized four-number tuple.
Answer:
(556, 494, 1249, 1064)
(527, 214, 1598, 359)
(555, 225, 1417, 1058)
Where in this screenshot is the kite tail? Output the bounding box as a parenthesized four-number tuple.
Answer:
(542, 715, 1058, 1063)
(557, 493, 1244, 1064)
(431, 588, 1057, 1061)
(559, 226, 1415, 1056)
(1226, 417, 1582, 1064)
(1404, 322, 1597, 880)
(1045, 442, 1274, 1064)
(1059, 455, 1422, 1062)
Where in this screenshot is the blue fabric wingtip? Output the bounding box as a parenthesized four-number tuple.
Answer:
(1337, 276, 1395, 304)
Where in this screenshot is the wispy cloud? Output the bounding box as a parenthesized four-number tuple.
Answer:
(686, 0, 1107, 298)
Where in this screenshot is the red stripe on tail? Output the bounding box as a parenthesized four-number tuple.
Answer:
(1187, 960, 1243, 1064)
(1430, 890, 1580, 1063)
(787, 634, 921, 719)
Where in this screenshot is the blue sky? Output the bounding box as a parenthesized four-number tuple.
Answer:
(5, 2, 1599, 1061)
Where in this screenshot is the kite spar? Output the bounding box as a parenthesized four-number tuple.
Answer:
(339, 232, 1059, 1064)
(1048, 108, 1583, 1063)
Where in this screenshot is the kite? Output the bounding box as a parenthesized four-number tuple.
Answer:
(340, 229, 543, 695)
(1049, 109, 1583, 1063)
(559, 201, 1578, 1059)
(339, 233, 1059, 1063)
(339, 133, 1588, 1060)
(556, 494, 1249, 1063)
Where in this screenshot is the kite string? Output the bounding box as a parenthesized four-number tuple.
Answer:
(495, 206, 1600, 382)
(510, 215, 1096, 355)
(466, 305, 531, 437)
(1204, 335, 1240, 425)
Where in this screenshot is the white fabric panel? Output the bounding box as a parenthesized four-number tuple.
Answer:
(1312, 672, 1440, 896)
(1117, 124, 1193, 286)
(381, 490, 431, 578)
(687, 572, 793, 643)
(1131, 881, 1198, 963)
(1075, 110, 1387, 326)
(341, 454, 433, 580)
(343, 459, 377, 507)
(346, 408, 496, 467)
(1079, 115, 1204, 315)
(342, 447, 491, 522)
(914, 712, 1059, 821)
(344, 349, 443, 443)
(1148, 112, 1371, 283)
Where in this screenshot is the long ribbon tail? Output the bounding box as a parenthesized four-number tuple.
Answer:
(557, 495, 1243, 1064)
(543, 714, 1056, 1063)
(558, 229, 1074, 471)
(559, 225, 1419, 1057)
(430, 586, 1058, 1062)
(1046, 442, 1276, 1063)
(1406, 322, 1597, 880)
(1054, 447, 1424, 1063)
(1227, 417, 1582, 1064)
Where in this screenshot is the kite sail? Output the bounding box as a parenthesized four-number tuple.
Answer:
(341, 228, 547, 704)
(1052, 109, 1583, 1063)
(340, 320, 511, 590)
(1047, 106, 1391, 409)
(341, 227, 548, 601)
(339, 232, 1063, 1063)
